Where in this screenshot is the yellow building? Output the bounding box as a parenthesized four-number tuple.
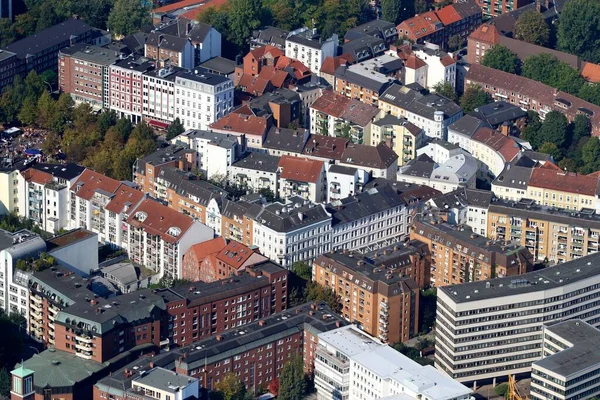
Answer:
(526, 169, 599, 211)
(370, 114, 424, 166)
(488, 198, 600, 263)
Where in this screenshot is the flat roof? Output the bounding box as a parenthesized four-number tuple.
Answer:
(46, 229, 96, 251)
(534, 320, 600, 378)
(60, 44, 121, 65)
(134, 367, 196, 393)
(441, 251, 600, 303)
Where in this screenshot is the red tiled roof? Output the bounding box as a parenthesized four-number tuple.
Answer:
(302, 134, 350, 160)
(436, 4, 461, 25)
(397, 11, 442, 39)
(469, 24, 499, 44)
(70, 169, 121, 201)
(210, 107, 270, 137)
(249, 45, 284, 61)
(472, 127, 520, 162)
(257, 66, 289, 88)
(320, 54, 354, 75)
(582, 62, 600, 83)
(22, 168, 52, 185)
(187, 237, 227, 261)
(405, 54, 426, 70)
(440, 54, 456, 67)
(278, 156, 324, 184)
(153, 0, 229, 13)
(105, 183, 145, 214)
(529, 169, 600, 196)
(179, 7, 204, 20)
(216, 240, 258, 269)
(127, 198, 195, 244)
(310, 90, 352, 118)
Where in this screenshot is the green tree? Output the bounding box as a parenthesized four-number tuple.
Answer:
(291, 261, 312, 281)
(24, 69, 44, 99)
(166, 117, 185, 140)
(558, 158, 577, 172)
(571, 114, 591, 145)
(381, 0, 413, 25)
(18, 96, 38, 126)
(278, 355, 306, 400)
(227, 0, 263, 50)
(557, 0, 600, 63)
(419, 287, 436, 333)
(539, 142, 562, 161)
(459, 85, 492, 112)
(51, 92, 75, 132)
(579, 83, 600, 106)
(494, 383, 509, 399)
(41, 131, 62, 158)
(107, 0, 152, 37)
(215, 373, 246, 400)
(539, 111, 568, 149)
(447, 34, 463, 52)
(0, 368, 9, 398)
(432, 81, 457, 102)
(37, 90, 56, 128)
(514, 10, 550, 46)
(481, 45, 520, 74)
(306, 282, 341, 312)
(581, 137, 600, 173)
(521, 110, 542, 149)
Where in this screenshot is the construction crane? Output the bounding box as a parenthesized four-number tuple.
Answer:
(508, 375, 528, 400)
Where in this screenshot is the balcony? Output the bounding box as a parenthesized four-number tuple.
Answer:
(75, 341, 92, 350)
(76, 334, 93, 343)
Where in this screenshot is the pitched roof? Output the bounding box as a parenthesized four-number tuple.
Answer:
(210, 107, 270, 137)
(70, 169, 121, 201)
(528, 169, 600, 196)
(471, 127, 520, 162)
(320, 54, 354, 75)
(127, 198, 195, 244)
(440, 54, 456, 67)
(22, 168, 53, 185)
(582, 62, 600, 83)
(187, 237, 227, 261)
(310, 90, 352, 118)
(436, 4, 462, 25)
(397, 11, 443, 39)
(301, 135, 350, 160)
(340, 142, 398, 169)
(469, 24, 499, 44)
(104, 184, 145, 214)
(262, 126, 309, 153)
(278, 156, 324, 184)
(146, 32, 189, 52)
(216, 240, 259, 269)
(405, 54, 426, 70)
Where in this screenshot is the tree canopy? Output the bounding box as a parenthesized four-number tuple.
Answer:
(557, 0, 600, 63)
(107, 0, 152, 37)
(278, 355, 307, 400)
(215, 373, 246, 400)
(514, 10, 550, 46)
(459, 85, 493, 112)
(432, 82, 457, 103)
(522, 53, 585, 94)
(382, 0, 414, 25)
(481, 45, 520, 74)
(166, 118, 185, 141)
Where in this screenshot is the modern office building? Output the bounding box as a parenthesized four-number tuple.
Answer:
(314, 325, 473, 400)
(435, 252, 600, 385)
(531, 319, 600, 400)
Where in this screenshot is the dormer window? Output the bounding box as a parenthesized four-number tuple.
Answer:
(135, 211, 148, 222)
(167, 227, 181, 237)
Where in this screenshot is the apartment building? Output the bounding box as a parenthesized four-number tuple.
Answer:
(230, 152, 280, 195)
(313, 240, 430, 343)
(0, 50, 18, 96)
(153, 18, 222, 65)
(174, 69, 234, 130)
(0, 158, 22, 215)
(470, 126, 521, 177)
(18, 163, 85, 233)
(314, 325, 473, 400)
(285, 27, 338, 75)
(278, 156, 326, 203)
(95, 366, 199, 400)
(145, 32, 194, 69)
(488, 198, 600, 263)
(379, 83, 463, 140)
(246, 199, 332, 268)
(465, 64, 600, 135)
(328, 182, 438, 252)
(309, 90, 380, 144)
(142, 65, 178, 127)
(0, 230, 45, 321)
(531, 320, 600, 400)
(156, 265, 288, 347)
(109, 57, 154, 123)
(338, 142, 399, 179)
(526, 168, 600, 211)
(58, 44, 120, 110)
(370, 114, 424, 166)
(125, 198, 214, 279)
(411, 220, 533, 286)
(398, 153, 478, 193)
(210, 106, 272, 149)
(428, 187, 494, 236)
(435, 252, 600, 384)
(334, 63, 395, 106)
(407, 43, 457, 90)
(345, 19, 399, 44)
(474, 0, 533, 16)
(133, 145, 196, 197)
(325, 165, 369, 203)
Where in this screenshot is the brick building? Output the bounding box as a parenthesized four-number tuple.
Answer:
(465, 64, 600, 135)
(132, 145, 196, 196)
(58, 44, 120, 110)
(109, 57, 154, 123)
(312, 240, 431, 343)
(155, 263, 288, 347)
(411, 219, 534, 286)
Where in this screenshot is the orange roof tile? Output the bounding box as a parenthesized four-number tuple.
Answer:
(153, 0, 228, 13)
(310, 90, 352, 118)
(187, 237, 227, 261)
(210, 108, 270, 137)
(127, 198, 195, 244)
(405, 54, 426, 70)
(529, 169, 600, 196)
(436, 4, 461, 25)
(582, 62, 600, 83)
(469, 24, 499, 44)
(397, 11, 442, 39)
(278, 156, 324, 184)
(440, 54, 456, 67)
(472, 127, 520, 162)
(105, 183, 145, 214)
(320, 53, 354, 75)
(70, 169, 121, 201)
(22, 168, 52, 185)
(216, 240, 258, 269)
